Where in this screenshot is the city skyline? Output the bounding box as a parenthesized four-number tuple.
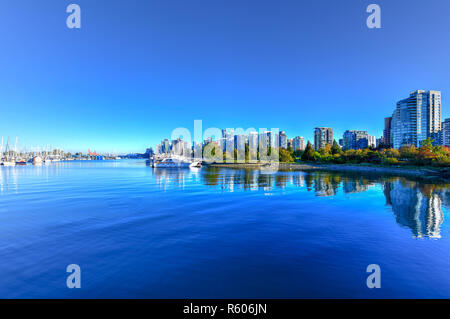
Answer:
(1, 1, 450, 153)
(3, 86, 449, 155)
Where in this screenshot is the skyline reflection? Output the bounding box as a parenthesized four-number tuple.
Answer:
(153, 167, 449, 239)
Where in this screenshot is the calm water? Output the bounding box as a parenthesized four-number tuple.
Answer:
(0, 160, 449, 298)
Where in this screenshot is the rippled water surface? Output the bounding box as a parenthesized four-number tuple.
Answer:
(0, 160, 449, 298)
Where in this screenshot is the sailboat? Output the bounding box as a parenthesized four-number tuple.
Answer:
(14, 137, 26, 165)
(43, 145, 52, 164)
(2, 137, 16, 166)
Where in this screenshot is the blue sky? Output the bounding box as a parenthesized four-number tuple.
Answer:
(1, 0, 449, 153)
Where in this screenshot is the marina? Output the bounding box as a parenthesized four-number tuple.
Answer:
(0, 136, 123, 166)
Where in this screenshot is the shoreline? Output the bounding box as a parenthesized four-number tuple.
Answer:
(206, 162, 450, 180)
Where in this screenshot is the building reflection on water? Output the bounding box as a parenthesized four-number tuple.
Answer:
(153, 167, 449, 239)
(384, 180, 446, 239)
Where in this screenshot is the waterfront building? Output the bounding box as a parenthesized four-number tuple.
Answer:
(279, 131, 288, 149)
(249, 132, 258, 153)
(158, 139, 170, 155)
(258, 132, 269, 150)
(217, 138, 226, 152)
(376, 137, 383, 148)
(343, 130, 369, 150)
(443, 118, 450, 147)
(292, 136, 305, 151)
(267, 131, 276, 148)
(234, 134, 247, 151)
(193, 142, 202, 159)
(314, 127, 333, 151)
(368, 135, 376, 148)
(171, 138, 182, 155)
(383, 117, 392, 147)
(224, 129, 235, 153)
(287, 138, 293, 149)
(391, 90, 442, 148)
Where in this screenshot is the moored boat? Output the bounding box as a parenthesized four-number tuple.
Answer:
(153, 157, 191, 168)
(15, 159, 27, 165)
(33, 156, 43, 164)
(2, 161, 15, 167)
(152, 156, 202, 169)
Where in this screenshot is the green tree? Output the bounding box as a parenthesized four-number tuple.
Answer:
(245, 143, 250, 162)
(301, 142, 315, 161)
(331, 140, 342, 155)
(279, 148, 294, 163)
(319, 143, 332, 157)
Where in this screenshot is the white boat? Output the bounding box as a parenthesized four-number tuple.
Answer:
(33, 156, 43, 164)
(1, 137, 15, 166)
(190, 160, 202, 168)
(2, 161, 15, 167)
(153, 157, 191, 168)
(153, 157, 202, 169)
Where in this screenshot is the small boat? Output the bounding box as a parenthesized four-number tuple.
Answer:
(190, 161, 202, 168)
(15, 159, 27, 165)
(1, 137, 16, 166)
(2, 161, 15, 167)
(33, 156, 43, 164)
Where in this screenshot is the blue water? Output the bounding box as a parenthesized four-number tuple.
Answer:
(0, 160, 449, 298)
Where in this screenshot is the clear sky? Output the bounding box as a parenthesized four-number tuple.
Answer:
(1, 0, 449, 153)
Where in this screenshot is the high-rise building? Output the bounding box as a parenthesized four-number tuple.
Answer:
(287, 138, 293, 149)
(292, 136, 305, 151)
(160, 139, 170, 154)
(234, 134, 247, 150)
(258, 132, 269, 150)
(217, 138, 226, 152)
(343, 130, 369, 150)
(249, 132, 258, 152)
(279, 131, 288, 149)
(224, 129, 235, 153)
(443, 118, 450, 147)
(383, 117, 392, 147)
(314, 127, 333, 151)
(368, 135, 376, 148)
(391, 90, 442, 148)
(267, 131, 276, 148)
(376, 137, 383, 148)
